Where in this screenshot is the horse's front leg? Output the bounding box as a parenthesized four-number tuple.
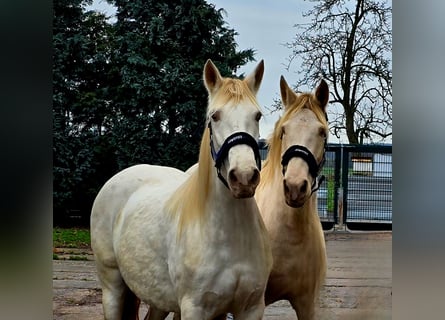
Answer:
(143, 305, 171, 320)
(233, 302, 265, 320)
(179, 299, 226, 320)
(289, 294, 316, 320)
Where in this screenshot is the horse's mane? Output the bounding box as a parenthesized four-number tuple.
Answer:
(166, 77, 261, 237)
(211, 77, 260, 109)
(258, 93, 328, 190)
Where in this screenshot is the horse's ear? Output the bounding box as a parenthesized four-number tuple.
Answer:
(244, 60, 264, 95)
(203, 59, 223, 96)
(280, 75, 297, 109)
(315, 79, 329, 110)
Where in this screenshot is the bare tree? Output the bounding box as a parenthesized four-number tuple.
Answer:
(286, 0, 392, 144)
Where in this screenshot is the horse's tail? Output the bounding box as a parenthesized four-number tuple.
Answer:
(122, 287, 140, 320)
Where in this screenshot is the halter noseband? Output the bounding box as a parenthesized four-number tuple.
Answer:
(208, 122, 262, 189)
(281, 143, 326, 194)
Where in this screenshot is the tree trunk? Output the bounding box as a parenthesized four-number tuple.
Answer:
(345, 108, 358, 144)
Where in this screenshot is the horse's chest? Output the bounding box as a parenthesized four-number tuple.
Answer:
(180, 244, 268, 286)
(195, 263, 266, 312)
(172, 242, 269, 310)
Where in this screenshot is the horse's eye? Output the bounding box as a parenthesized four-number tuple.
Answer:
(211, 110, 220, 121)
(255, 112, 262, 122)
(319, 127, 327, 138)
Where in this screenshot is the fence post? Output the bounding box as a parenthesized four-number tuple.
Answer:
(341, 145, 350, 225)
(337, 186, 344, 229)
(333, 146, 342, 224)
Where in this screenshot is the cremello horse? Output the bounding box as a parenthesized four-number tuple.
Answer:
(90, 59, 272, 320)
(255, 76, 329, 320)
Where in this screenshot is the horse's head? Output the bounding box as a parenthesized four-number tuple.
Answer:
(278, 76, 329, 208)
(203, 59, 264, 198)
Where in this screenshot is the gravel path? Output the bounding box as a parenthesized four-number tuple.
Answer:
(53, 232, 392, 319)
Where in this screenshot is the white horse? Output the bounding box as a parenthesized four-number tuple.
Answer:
(90, 59, 272, 320)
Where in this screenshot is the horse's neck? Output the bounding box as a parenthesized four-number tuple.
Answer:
(207, 173, 260, 236)
(211, 175, 257, 215)
(289, 196, 317, 226)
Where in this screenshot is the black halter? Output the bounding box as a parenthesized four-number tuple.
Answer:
(208, 122, 262, 189)
(281, 143, 326, 194)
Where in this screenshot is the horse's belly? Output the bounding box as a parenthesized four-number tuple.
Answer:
(113, 181, 183, 312)
(115, 224, 179, 311)
(118, 255, 179, 311)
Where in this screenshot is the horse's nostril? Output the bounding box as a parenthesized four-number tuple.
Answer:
(300, 180, 308, 193)
(229, 168, 259, 186)
(283, 179, 290, 194)
(250, 169, 260, 185)
(229, 169, 238, 184)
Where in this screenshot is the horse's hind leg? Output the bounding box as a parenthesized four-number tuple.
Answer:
(97, 262, 138, 320)
(122, 287, 140, 319)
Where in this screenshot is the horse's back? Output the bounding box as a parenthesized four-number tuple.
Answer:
(184, 163, 198, 175)
(91, 164, 186, 266)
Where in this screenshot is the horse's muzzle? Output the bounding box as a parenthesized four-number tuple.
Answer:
(228, 167, 260, 198)
(283, 177, 310, 208)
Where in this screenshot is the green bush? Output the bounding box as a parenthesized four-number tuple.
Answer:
(327, 179, 335, 212)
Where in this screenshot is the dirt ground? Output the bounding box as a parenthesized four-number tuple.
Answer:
(53, 232, 392, 320)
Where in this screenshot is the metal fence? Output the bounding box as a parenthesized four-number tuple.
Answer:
(317, 145, 341, 228)
(340, 144, 392, 228)
(259, 142, 392, 230)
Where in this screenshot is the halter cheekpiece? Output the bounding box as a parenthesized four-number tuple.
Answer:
(208, 122, 262, 189)
(281, 144, 326, 194)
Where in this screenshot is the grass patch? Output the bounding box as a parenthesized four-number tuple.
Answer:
(53, 227, 91, 248)
(67, 255, 89, 261)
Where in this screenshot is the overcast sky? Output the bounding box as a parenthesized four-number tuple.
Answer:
(208, 0, 315, 139)
(88, 0, 347, 141)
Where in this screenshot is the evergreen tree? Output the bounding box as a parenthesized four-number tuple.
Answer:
(53, 0, 116, 224)
(53, 0, 255, 224)
(109, 0, 254, 169)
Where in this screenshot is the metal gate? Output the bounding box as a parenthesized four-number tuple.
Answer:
(317, 144, 392, 229)
(317, 144, 341, 229)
